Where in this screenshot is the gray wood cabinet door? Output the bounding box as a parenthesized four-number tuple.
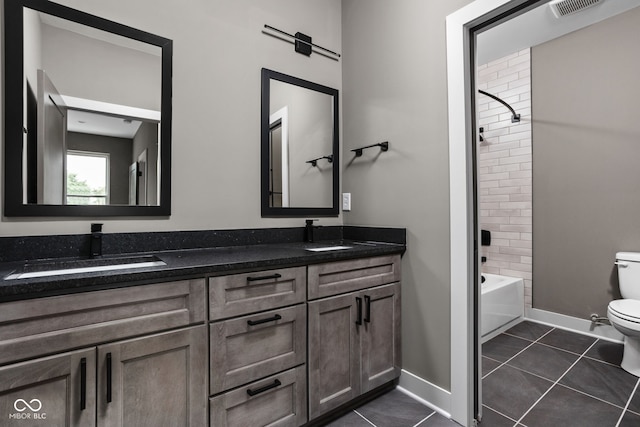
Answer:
(97, 325, 207, 427)
(308, 292, 361, 419)
(361, 283, 402, 393)
(0, 348, 96, 427)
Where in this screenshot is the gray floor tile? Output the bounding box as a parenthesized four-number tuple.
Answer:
(538, 328, 596, 354)
(479, 406, 516, 426)
(559, 357, 637, 407)
(356, 389, 433, 427)
(482, 356, 501, 378)
(504, 321, 553, 342)
(618, 410, 640, 427)
(416, 411, 460, 427)
(625, 381, 640, 414)
(325, 411, 374, 427)
(507, 342, 579, 382)
(520, 384, 622, 427)
(483, 364, 553, 421)
(584, 339, 624, 366)
(483, 334, 531, 363)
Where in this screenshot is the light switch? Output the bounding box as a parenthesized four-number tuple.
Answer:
(342, 193, 351, 211)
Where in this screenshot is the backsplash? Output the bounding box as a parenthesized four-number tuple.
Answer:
(477, 48, 532, 308)
(0, 226, 406, 263)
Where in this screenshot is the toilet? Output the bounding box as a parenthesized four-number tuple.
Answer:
(608, 252, 640, 376)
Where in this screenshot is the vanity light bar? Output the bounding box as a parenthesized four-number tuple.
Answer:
(263, 25, 341, 60)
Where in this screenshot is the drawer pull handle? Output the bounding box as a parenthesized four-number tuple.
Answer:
(356, 297, 363, 325)
(247, 273, 282, 282)
(106, 353, 112, 403)
(247, 379, 281, 396)
(247, 314, 282, 326)
(80, 358, 87, 411)
(364, 295, 371, 323)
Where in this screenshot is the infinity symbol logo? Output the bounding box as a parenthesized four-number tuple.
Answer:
(14, 399, 42, 412)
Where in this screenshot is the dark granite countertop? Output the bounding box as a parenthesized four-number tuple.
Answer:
(0, 239, 405, 302)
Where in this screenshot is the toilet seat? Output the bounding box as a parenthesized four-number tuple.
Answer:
(608, 299, 640, 325)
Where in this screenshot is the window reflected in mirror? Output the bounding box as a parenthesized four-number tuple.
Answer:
(66, 151, 109, 205)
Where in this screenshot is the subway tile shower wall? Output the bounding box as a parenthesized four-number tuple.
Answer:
(477, 49, 533, 308)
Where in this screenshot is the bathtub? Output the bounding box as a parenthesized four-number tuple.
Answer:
(481, 273, 524, 342)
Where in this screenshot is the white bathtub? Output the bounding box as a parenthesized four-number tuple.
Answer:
(481, 273, 524, 342)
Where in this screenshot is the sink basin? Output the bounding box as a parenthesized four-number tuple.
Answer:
(5, 255, 166, 280)
(304, 245, 352, 252)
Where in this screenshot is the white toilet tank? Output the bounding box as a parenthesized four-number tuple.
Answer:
(617, 252, 640, 299)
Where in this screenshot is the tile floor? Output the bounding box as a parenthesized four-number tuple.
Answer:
(326, 388, 460, 427)
(325, 321, 640, 427)
(482, 321, 640, 427)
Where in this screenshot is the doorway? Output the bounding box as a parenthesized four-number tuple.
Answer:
(449, 0, 640, 424)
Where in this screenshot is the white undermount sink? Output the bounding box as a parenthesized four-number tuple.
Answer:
(5, 256, 166, 280)
(304, 245, 352, 252)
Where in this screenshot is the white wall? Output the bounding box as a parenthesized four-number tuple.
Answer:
(41, 23, 161, 111)
(1, 0, 342, 236)
(23, 8, 42, 99)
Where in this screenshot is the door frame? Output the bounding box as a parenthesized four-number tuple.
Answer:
(446, 1, 536, 425)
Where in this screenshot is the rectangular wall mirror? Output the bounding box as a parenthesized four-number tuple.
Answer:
(261, 68, 339, 217)
(3, 0, 172, 216)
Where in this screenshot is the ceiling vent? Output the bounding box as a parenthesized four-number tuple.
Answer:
(549, 0, 603, 18)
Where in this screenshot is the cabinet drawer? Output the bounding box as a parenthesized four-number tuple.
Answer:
(0, 279, 206, 365)
(210, 304, 306, 395)
(210, 365, 307, 427)
(308, 255, 401, 299)
(208, 267, 306, 320)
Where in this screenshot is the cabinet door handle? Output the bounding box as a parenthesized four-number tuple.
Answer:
(106, 352, 112, 403)
(246, 273, 282, 282)
(364, 295, 371, 323)
(246, 379, 281, 396)
(356, 297, 363, 325)
(247, 314, 282, 326)
(80, 358, 87, 411)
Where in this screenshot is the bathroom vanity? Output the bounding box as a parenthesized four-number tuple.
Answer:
(0, 233, 403, 426)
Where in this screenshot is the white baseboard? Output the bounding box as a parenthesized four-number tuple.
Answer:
(397, 369, 452, 419)
(525, 307, 623, 343)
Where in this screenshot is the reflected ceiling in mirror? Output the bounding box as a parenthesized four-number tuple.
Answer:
(261, 69, 339, 217)
(4, 0, 172, 216)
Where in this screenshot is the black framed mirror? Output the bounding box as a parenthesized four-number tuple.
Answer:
(261, 69, 339, 217)
(3, 0, 172, 216)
